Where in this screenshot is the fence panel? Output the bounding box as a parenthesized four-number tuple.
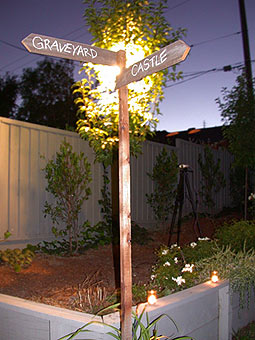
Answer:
(0, 117, 103, 245)
(0, 117, 233, 246)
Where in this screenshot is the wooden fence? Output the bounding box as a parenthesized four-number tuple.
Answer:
(0, 117, 233, 246)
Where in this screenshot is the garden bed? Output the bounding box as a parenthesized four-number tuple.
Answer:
(1, 213, 255, 340)
(1, 279, 255, 340)
(0, 215, 223, 313)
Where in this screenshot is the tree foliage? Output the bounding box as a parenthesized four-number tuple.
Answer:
(0, 73, 18, 118)
(74, 0, 186, 166)
(216, 74, 255, 169)
(198, 145, 225, 213)
(43, 140, 92, 254)
(17, 58, 77, 129)
(146, 148, 178, 224)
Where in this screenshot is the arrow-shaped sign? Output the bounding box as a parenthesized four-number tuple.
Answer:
(22, 33, 118, 66)
(115, 40, 190, 89)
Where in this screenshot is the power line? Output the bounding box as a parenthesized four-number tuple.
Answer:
(0, 39, 26, 52)
(165, 60, 255, 89)
(0, 27, 90, 74)
(168, 0, 193, 11)
(190, 31, 241, 48)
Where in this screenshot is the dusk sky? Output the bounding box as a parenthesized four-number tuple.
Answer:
(1, 0, 254, 132)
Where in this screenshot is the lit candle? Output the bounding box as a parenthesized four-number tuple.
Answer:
(211, 271, 219, 283)
(147, 290, 157, 305)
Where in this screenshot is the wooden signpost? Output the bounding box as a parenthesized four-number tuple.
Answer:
(22, 32, 190, 340)
(116, 40, 190, 89)
(22, 33, 117, 66)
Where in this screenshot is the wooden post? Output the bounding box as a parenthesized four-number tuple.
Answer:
(22, 33, 190, 340)
(117, 49, 132, 340)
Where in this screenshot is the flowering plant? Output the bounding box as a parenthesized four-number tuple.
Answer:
(150, 238, 215, 296)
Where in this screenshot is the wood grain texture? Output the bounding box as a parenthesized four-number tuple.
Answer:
(116, 40, 190, 89)
(22, 33, 118, 66)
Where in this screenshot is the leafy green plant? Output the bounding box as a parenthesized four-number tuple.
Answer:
(58, 305, 194, 340)
(150, 234, 255, 310)
(75, 0, 185, 166)
(198, 145, 226, 214)
(42, 140, 92, 254)
(0, 231, 11, 242)
(232, 321, 255, 340)
(214, 220, 255, 252)
(150, 238, 215, 295)
(146, 148, 178, 229)
(195, 246, 255, 309)
(0, 247, 34, 272)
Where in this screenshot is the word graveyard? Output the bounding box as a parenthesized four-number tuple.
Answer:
(22, 33, 117, 66)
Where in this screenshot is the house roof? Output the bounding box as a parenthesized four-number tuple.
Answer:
(147, 126, 227, 148)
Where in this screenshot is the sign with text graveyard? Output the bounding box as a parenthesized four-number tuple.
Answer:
(115, 40, 190, 89)
(22, 33, 118, 66)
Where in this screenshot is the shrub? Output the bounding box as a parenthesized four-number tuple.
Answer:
(0, 231, 11, 242)
(0, 247, 35, 272)
(198, 145, 225, 214)
(150, 225, 255, 309)
(146, 148, 178, 229)
(214, 220, 255, 252)
(43, 140, 92, 255)
(195, 246, 255, 309)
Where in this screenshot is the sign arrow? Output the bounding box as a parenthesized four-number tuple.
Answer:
(22, 33, 118, 66)
(115, 40, 190, 89)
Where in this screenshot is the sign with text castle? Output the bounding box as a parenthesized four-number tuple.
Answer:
(115, 40, 190, 89)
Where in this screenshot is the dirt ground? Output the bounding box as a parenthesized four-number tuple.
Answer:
(0, 215, 236, 313)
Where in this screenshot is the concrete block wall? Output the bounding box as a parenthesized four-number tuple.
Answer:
(0, 281, 254, 340)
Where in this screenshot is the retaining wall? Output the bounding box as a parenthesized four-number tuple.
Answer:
(0, 281, 254, 340)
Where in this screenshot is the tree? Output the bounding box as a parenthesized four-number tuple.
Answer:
(0, 73, 18, 118)
(43, 140, 92, 254)
(198, 145, 225, 214)
(216, 73, 255, 217)
(74, 0, 186, 289)
(74, 0, 185, 166)
(17, 58, 77, 129)
(146, 148, 178, 230)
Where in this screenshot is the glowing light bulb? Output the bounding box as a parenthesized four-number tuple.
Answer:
(147, 290, 157, 305)
(211, 271, 219, 283)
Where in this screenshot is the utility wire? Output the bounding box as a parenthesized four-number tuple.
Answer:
(168, 0, 193, 11)
(0, 39, 26, 52)
(165, 60, 255, 89)
(0, 27, 90, 74)
(190, 31, 241, 48)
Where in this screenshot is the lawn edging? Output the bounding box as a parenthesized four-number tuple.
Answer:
(0, 280, 254, 340)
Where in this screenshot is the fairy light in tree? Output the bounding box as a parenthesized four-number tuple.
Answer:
(147, 290, 157, 305)
(211, 271, 219, 283)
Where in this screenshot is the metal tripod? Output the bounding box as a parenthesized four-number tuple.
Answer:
(168, 165, 202, 246)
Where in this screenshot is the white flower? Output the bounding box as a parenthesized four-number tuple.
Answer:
(248, 193, 255, 201)
(182, 264, 194, 273)
(150, 274, 156, 280)
(190, 242, 197, 248)
(170, 243, 178, 249)
(161, 249, 169, 255)
(198, 237, 210, 241)
(172, 276, 186, 286)
(163, 261, 171, 267)
(174, 257, 178, 264)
